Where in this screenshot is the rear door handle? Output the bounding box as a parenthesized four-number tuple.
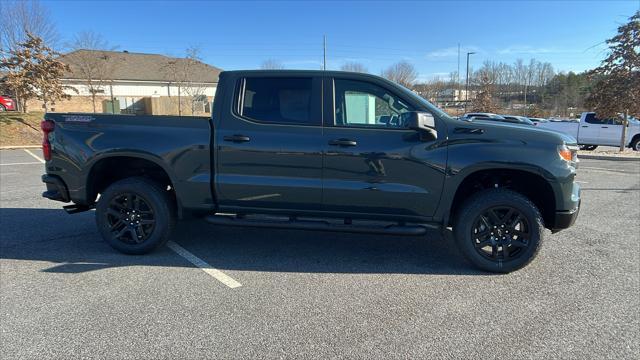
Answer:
(601, 126, 609, 128)
(328, 139, 357, 147)
(581, 126, 589, 128)
(223, 134, 251, 143)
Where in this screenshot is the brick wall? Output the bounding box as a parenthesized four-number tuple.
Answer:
(26, 95, 212, 116)
(26, 96, 110, 113)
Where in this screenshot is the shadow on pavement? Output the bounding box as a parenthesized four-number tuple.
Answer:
(0, 207, 483, 276)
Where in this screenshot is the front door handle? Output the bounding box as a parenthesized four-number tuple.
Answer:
(601, 126, 609, 128)
(223, 134, 251, 143)
(328, 138, 357, 147)
(581, 126, 589, 128)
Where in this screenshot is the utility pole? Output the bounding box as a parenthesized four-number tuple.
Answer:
(323, 35, 327, 71)
(465, 51, 475, 113)
(457, 43, 460, 88)
(523, 83, 528, 116)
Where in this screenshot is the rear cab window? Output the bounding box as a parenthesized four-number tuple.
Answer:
(584, 113, 604, 124)
(237, 77, 320, 126)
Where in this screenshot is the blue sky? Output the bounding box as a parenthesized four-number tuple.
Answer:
(46, 0, 639, 81)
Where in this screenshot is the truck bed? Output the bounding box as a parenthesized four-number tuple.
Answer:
(43, 113, 213, 212)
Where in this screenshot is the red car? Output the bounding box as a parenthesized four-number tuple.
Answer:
(0, 95, 16, 111)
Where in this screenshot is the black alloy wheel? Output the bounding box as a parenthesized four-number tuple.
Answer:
(471, 206, 530, 261)
(106, 193, 156, 244)
(454, 188, 544, 273)
(96, 177, 175, 254)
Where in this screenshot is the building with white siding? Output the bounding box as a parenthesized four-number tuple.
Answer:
(27, 50, 222, 115)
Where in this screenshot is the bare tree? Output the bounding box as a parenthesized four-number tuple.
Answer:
(470, 74, 498, 113)
(163, 46, 209, 115)
(413, 76, 448, 103)
(381, 61, 418, 88)
(340, 62, 368, 73)
(260, 59, 285, 69)
(66, 31, 118, 112)
(0, 0, 58, 55)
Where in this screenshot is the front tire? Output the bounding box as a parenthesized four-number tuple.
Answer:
(454, 188, 544, 273)
(579, 145, 597, 151)
(631, 137, 640, 151)
(96, 177, 175, 254)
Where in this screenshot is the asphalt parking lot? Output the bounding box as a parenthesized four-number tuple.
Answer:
(1, 149, 639, 359)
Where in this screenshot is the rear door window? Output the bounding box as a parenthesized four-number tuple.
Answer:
(584, 113, 604, 124)
(239, 77, 317, 126)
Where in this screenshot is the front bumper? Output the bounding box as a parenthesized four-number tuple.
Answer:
(551, 181, 581, 232)
(42, 174, 70, 202)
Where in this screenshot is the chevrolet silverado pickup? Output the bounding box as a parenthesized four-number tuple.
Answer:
(40, 70, 581, 273)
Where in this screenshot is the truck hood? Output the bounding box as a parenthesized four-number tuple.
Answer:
(463, 119, 578, 145)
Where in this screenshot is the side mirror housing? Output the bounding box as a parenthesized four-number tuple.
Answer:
(407, 111, 436, 130)
(406, 111, 437, 140)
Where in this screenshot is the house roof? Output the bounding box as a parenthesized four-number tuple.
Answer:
(60, 50, 222, 83)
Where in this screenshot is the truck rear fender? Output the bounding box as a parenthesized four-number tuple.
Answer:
(85, 152, 183, 216)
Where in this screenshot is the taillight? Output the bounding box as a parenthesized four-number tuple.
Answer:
(41, 120, 55, 161)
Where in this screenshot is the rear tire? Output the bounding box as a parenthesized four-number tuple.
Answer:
(453, 188, 544, 273)
(96, 177, 175, 254)
(0, 104, 6, 112)
(631, 137, 640, 151)
(579, 145, 597, 151)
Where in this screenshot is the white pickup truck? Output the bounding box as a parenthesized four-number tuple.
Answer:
(536, 112, 640, 151)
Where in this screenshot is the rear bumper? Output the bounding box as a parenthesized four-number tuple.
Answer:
(42, 174, 70, 203)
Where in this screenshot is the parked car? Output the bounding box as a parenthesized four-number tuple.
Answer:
(500, 115, 535, 126)
(461, 113, 534, 126)
(39, 70, 581, 273)
(537, 112, 640, 151)
(0, 95, 16, 111)
(460, 112, 506, 121)
(528, 117, 549, 125)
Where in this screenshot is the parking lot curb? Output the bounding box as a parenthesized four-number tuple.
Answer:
(578, 154, 640, 161)
(0, 145, 41, 150)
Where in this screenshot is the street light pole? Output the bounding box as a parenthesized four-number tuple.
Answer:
(465, 51, 475, 113)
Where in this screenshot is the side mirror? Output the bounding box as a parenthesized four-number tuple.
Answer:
(407, 111, 436, 130)
(406, 111, 437, 140)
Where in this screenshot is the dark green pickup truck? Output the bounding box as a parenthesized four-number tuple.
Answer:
(40, 70, 581, 272)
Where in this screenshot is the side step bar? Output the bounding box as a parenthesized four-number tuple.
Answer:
(63, 204, 94, 214)
(204, 214, 429, 236)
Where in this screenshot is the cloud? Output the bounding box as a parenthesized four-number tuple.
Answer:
(426, 46, 480, 59)
(497, 46, 560, 55)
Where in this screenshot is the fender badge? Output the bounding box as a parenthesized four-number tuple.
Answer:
(63, 115, 95, 123)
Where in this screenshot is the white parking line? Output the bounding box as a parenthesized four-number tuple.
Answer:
(23, 149, 45, 163)
(167, 241, 242, 289)
(580, 166, 632, 174)
(0, 162, 42, 166)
